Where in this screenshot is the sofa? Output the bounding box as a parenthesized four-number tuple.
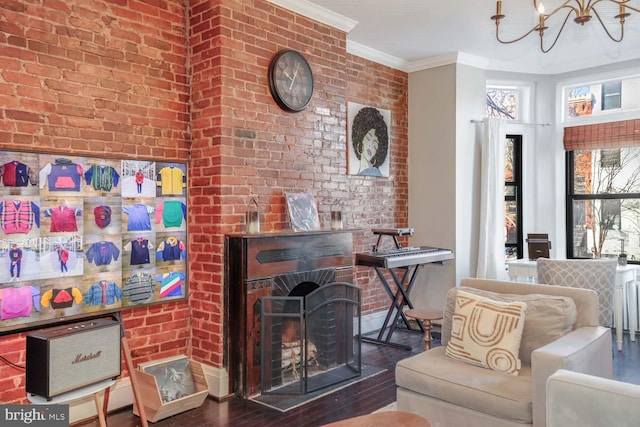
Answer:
(396, 278, 613, 427)
(547, 369, 640, 426)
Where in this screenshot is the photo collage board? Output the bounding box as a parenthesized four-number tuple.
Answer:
(0, 151, 188, 334)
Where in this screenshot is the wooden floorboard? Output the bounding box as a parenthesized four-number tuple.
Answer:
(73, 328, 640, 427)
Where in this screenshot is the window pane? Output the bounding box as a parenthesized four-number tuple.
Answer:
(567, 86, 593, 117)
(602, 81, 622, 110)
(486, 88, 517, 120)
(505, 200, 518, 245)
(505, 137, 515, 182)
(505, 186, 515, 197)
(573, 147, 640, 195)
(570, 198, 640, 260)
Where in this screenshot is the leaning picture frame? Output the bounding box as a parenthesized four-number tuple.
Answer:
(285, 191, 321, 232)
(138, 355, 197, 403)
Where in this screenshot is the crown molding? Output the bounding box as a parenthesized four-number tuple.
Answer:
(266, 0, 358, 33)
(266, 1, 492, 74)
(346, 40, 409, 72)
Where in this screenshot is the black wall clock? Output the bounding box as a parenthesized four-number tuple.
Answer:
(268, 49, 314, 112)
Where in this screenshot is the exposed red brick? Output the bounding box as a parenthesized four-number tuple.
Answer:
(0, 0, 408, 403)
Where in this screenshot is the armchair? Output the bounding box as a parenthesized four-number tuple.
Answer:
(396, 278, 612, 427)
(547, 370, 640, 426)
(536, 258, 617, 327)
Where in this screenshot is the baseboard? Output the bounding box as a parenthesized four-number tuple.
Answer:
(68, 364, 230, 424)
(201, 363, 230, 397)
(359, 310, 387, 334)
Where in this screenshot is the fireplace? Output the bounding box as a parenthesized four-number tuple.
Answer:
(225, 230, 355, 398)
(261, 272, 360, 395)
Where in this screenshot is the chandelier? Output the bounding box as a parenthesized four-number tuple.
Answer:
(491, 0, 640, 52)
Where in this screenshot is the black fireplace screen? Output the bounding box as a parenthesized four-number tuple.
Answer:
(260, 282, 361, 395)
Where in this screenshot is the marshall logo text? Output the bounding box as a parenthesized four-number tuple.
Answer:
(71, 350, 102, 364)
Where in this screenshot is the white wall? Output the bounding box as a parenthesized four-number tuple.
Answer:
(407, 64, 457, 310)
(406, 58, 640, 313)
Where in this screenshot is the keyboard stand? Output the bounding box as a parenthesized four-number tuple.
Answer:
(360, 262, 425, 350)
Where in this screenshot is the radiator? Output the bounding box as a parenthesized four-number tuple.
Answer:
(624, 281, 640, 340)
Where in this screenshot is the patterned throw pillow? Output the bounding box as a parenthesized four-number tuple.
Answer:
(445, 289, 526, 375)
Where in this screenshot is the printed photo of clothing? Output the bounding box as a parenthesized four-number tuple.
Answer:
(0, 200, 40, 234)
(85, 241, 120, 266)
(156, 271, 185, 298)
(57, 247, 69, 274)
(124, 238, 153, 265)
(135, 170, 144, 194)
(43, 206, 82, 232)
(84, 164, 120, 192)
(0, 286, 40, 320)
(84, 280, 122, 306)
(40, 287, 83, 309)
(156, 237, 186, 261)
(156, 166, 186, 195)
(39, 158, 83, 192)
(0, 160, 37, 187)
(122, 203, 154, 231)
(93, 205, 112, 228)
(9, 246, 22, 279)
(123, 272, 155, 304)
(156, 200, 186, 228)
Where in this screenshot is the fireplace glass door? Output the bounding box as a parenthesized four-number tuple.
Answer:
(260, 282, 361, 395)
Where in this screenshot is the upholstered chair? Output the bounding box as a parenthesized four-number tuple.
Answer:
(536, 258, 617, 327)
(396, 278, 612, 427)
(547, 370, 640, 426)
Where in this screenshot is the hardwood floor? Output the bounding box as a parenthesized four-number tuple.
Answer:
(73, 329, 640, 427)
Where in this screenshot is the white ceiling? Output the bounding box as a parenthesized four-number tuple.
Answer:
(294, 0, 640, 74)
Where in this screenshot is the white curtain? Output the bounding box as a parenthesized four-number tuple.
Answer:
(476, 118, 508, 279)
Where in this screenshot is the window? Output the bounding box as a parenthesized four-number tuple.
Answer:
(566, 147, 640, 262)
(486, 87, 517, 120)
(505, 135, 523, 260)
(602, 81, 622, 111)
(562, 75, 640, 122)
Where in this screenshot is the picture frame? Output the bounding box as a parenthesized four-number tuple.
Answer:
(285, 191, 320, 232)
(0, 150, 189, 335)
(347, 102, 391, 177)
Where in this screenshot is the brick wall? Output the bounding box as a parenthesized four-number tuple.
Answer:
(0, 0, 408, 402)
(0, 0, 190, 403)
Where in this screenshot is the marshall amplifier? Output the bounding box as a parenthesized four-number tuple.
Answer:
(26, 318, 121, 399)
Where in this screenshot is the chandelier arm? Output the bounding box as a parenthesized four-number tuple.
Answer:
(607, 0, 640, 14)
(495, 25, 541, 44)
(540, 11, 574, 52)
(592, 8, 624, 41)
(542, 1, 579, 18)
(616, 1, 640, 13)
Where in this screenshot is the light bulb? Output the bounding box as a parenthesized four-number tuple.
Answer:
(537, 3, 545, 14)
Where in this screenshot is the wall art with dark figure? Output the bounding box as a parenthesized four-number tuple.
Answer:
(347, 102, 391, 177)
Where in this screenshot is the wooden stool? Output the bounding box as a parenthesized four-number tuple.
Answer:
(405, 308, 443, 351)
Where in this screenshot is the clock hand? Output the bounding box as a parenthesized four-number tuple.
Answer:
(289, 63, 300, 90)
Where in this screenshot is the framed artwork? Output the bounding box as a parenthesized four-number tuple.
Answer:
(347, 102, 391, 177)
(285, 191, 320, 232)
(0, 151, 188, 335)
(138, 355, 197, 403)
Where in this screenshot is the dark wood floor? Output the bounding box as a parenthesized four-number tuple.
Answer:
(74, 328, 640, 427)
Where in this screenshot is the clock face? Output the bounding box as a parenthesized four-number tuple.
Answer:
(268, 50, 314, 112)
